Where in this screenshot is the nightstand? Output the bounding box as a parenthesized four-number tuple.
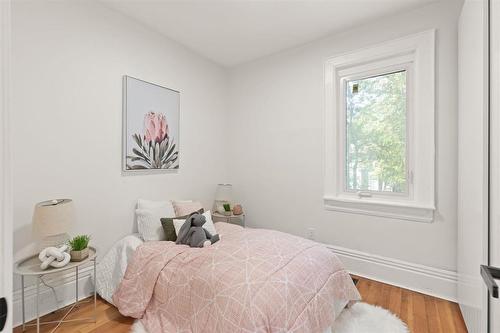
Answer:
(212, 212, 245, 227)
(14, 247, 97, 333)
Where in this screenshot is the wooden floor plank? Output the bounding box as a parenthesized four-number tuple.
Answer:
(450, 299, 468, 333)
(377, 282, 392, 309)
(404, 289, 416, 332)
(436, 298, 457, 333)
(387, 285, 402, 315)
(412, 292, 429, 333)
(15, 276, 468, 333)
(355, 277, 371, 297)
(424, 294, 443, 333)
(364, 278, 381, 305)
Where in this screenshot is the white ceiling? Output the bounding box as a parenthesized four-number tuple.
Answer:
(102, 0, 438, 67)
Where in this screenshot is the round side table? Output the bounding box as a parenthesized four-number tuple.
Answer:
(212, 212, 246, 227)
(14, 247, 97, 333)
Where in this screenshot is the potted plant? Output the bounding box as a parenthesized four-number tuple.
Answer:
(223, 203, 232, 216)
(68, 235, 91, 262)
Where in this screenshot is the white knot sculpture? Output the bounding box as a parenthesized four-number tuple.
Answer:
(38, 244, 71, 270)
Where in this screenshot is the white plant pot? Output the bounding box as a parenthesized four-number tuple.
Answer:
(70, 247, 89, 262)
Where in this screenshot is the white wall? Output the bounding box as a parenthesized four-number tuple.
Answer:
(11, 0, 228, 290)
(229, 0, 462, 298)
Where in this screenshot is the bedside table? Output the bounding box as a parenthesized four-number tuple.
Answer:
(212, 212, 245, 227)
(14, 247, 97, 333)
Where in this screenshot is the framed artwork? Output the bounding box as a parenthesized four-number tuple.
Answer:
(122, 76, 180, 172)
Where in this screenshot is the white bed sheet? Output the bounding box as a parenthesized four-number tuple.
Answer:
(96, 233, 144, 305)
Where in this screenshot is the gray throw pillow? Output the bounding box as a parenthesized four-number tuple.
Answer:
(161, 208, 204, 241)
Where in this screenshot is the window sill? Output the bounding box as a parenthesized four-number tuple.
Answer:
(323, 196, 435, 223)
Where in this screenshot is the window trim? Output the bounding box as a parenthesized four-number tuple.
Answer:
(324, 30, 436, 223)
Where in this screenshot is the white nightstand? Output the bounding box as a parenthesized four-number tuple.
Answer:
(212, 212, 245, 227)
(14, 247, 97, 333)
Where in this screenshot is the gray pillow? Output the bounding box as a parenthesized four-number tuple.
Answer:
(161, 208, 204, 241)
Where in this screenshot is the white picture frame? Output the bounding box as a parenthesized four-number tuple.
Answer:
(122, 76, 180, 173)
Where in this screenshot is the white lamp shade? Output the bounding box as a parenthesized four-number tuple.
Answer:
(215, 184, 233, 202)
(32, 199, 74, 238)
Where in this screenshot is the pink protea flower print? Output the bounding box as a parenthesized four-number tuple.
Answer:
(126, 111, 179, 170)
(144, 111, 169, 144)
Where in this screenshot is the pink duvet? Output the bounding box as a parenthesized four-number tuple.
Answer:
(113, 223, 360, 333)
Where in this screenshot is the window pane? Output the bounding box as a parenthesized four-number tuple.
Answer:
(345, 71, 407, 193)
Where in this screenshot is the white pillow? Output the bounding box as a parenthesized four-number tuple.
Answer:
(202, 211, 217, 236)
(136, 199, 176, 241)
(173, 210, 217, 237)
(136, 209, 165, 241)
(172, 200, 193, 203)
(137, 199, 176, 216)
(173, 219, 186, 237)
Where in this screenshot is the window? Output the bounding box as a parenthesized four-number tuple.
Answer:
(324, 30, 435, 222)
(345, 70, 408, 195)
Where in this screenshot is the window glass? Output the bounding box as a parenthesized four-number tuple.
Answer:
(345, 70, 407, 193)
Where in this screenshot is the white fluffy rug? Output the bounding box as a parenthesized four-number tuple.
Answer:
(130, 320, 147, 333)
(130, 302, 408, 333)
(330, 302, 409, 333)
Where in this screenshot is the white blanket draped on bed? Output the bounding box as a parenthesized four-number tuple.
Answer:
(96, 233, 143, 305)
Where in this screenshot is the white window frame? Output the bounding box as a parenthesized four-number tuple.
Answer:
(324, 30, 436, 223)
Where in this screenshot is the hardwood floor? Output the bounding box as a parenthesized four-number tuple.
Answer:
(353, 276, 467, 333)
(14, 276, 468, 333)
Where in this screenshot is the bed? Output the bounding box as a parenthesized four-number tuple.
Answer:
(98, 222, 360, 333)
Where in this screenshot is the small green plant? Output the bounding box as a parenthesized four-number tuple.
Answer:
(223, 203, 231, 212)
(68, 235, 91, 251)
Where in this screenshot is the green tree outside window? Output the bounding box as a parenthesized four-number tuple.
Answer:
(345, 70, 407, 193)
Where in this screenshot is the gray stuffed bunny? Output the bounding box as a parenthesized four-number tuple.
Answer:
(176, 212, 220, 248)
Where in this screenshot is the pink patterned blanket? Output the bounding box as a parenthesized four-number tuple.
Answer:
(113, 223, 360, 333)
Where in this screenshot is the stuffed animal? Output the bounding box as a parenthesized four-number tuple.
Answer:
(176, 213, 220, 248)
(38, 244, 71, 270)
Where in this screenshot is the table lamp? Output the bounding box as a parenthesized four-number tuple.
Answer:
(32, 199, 74, 249)
(214, 184, 233, 215)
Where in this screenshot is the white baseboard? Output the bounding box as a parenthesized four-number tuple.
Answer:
(12, 266, 95, 328)
(327, 244, 458, 302)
